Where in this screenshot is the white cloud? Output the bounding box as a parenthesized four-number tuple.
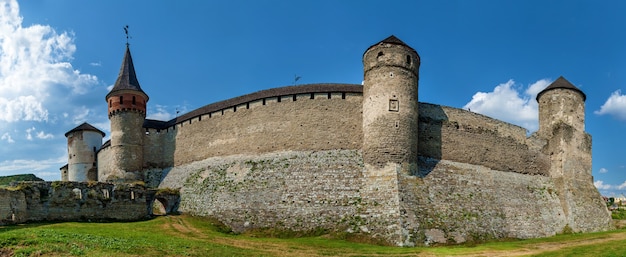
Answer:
(36, 130, 54, 139)
(71, 107, 91, 124)
(618, 181, 626, 190)
(1, 132, 15, 143)
(26, 126, 35, 140)
(594, 90, 626, 120)
(146, 104, 188, 121)
(594, 180, 612, 190)
(0, 0, 105, 179)
(0, 156, 65, 175)
(90, 62, 102, 67)
(599, 168, 608, 174)
(0, 0, 98, 123)
(0, 95, 48, 122)
(463, 79, 551, 132)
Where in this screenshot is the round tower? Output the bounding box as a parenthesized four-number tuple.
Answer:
(65, 123, 105, 182)
(104, 45, 149, 182)
(536, 76, 586, 134)
(362, 35, 420, 169)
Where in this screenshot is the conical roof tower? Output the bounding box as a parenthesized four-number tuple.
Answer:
(101, 45, 148, 182)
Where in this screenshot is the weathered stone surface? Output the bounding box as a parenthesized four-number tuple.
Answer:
(0, 182, 150, 225)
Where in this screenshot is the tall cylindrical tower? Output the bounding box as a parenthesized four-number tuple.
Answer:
(103, 45, 149, 182)
(362, 35, 420, 169)
(65, 123, 105, 182)
(537, 76, 586, 134)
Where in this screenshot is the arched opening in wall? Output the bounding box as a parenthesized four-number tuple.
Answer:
(152, 198, 168, 215)
(377, 51, 384, 59)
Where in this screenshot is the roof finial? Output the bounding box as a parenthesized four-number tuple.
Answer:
(124, 25, 131, 46)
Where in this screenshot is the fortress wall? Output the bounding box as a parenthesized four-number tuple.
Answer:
(418, 103, 550, 175)
(144, 128, 176, 168)
(156, 148, 574, 246)
(162, 93, 363, 166)
(158, 150, 364, 233)
(0, 189, 27, 224)
(97, 145, 113, 182)
(0, 182, 149, 225)
(398, 159, 567, 245)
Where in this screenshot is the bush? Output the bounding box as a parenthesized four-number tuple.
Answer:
(612, 209, 626, 220)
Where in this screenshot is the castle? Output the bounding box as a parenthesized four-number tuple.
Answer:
(57, 35, 611, 246)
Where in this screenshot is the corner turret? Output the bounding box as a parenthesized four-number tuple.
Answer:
(101, 45, 149, 182)
(64, 122, 105, 182)
(537, 76, 586, 134)
(536, 76, 610, 232)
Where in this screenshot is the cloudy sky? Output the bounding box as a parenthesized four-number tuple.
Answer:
(1, 0, 626, 196)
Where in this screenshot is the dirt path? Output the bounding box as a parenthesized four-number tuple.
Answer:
(459, 231, 626, 257)
(163, 216, 626, 257)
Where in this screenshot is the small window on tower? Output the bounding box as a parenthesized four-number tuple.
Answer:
(120, 96, 124, 105)
(389, 99, 399, 112)
(406, 55, 411, 65)
(132, 96, 136, 105)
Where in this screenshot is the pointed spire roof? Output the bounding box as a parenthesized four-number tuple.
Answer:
(106, 45, 148, 100)
(65, 122, 105, 137)
(365, 35, 418, 56)
(536, 76, 586, 101)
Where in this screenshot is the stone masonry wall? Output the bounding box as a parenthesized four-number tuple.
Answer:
(418, 103, 550, 176)
(0, 181, 149, 225)
(159, 150, 364, 233)
(399, 159, 567, 245)
(157, 149, 604, 246)
(142, 93, 363, 168)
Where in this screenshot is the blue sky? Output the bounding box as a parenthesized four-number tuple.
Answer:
(1, 0, 626, 196)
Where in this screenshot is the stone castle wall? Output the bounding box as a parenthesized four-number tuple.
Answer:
(158, 150, 364, 233)
(418, 103, 550, 176)
(0, 182, 149, 225)
(133, 84, 549, 180)
(148, 94, 611, 245)
(143, 91, 364, 167)
(156, 149, 609, 246)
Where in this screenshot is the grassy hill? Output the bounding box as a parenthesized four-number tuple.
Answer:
(0, 173, 44, 186)
(1, 215, 625, 256)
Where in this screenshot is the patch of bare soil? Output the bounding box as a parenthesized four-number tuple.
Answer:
(0, 248, 14, 257)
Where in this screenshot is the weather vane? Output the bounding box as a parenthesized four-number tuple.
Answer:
(124, 25, 131, 46)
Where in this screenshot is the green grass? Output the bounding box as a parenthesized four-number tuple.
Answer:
(2, 215, 626, 256)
